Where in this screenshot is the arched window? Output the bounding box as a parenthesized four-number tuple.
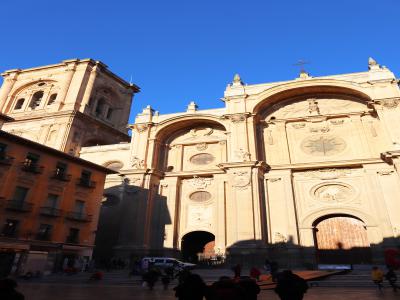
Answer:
(106, 108, 113, 119)
(14, 98, 25, 110)
(30, 91, 44, 109)
(95, 98, 106, 117)
(47, 93, 57, 105)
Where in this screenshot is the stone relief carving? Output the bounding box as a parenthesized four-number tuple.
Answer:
(235, 148, 251, 161)
(188, 176, 213, 189)
(131, 156, 145, 169)
(232, 171, 251, 190)
(307, 98, 320, 115)
(274, 232, 287, 243)
(312, 183, 355, 202)
(190, 127, 213, 137)
(302, 168, 352, 180)
(301, 135, 346, 156)
(381, 98, 400, 109)
(195, 143, 208, 151)
(228, 113, 248, 123)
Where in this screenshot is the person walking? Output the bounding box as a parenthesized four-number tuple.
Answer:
(238, 276, 261, 300)
(274, 270, 308, 300)
(232, 264, 242, 280)
(371, 266, 384, 291)
(385, 268, 398, 292)
(0, 278, 24, 300)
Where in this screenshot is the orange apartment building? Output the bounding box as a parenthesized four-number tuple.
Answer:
(0, 129, 115, 277)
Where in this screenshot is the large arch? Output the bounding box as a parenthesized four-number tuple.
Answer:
(251, 79, 372, 115)
(181, 231, 215, 263)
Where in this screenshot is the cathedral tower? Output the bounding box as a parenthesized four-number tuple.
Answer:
(0, 59, 139, 155)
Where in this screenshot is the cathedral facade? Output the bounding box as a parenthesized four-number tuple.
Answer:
(81, 58, 400, 266)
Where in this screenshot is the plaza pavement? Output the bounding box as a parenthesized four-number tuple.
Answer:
(18, 283, 400, 300)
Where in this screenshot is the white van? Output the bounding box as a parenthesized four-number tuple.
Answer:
(141, 257, 195, 271)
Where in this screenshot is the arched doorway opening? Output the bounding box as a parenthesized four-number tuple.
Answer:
(181, 231, 215, 263)
(313, 214, 371, 264)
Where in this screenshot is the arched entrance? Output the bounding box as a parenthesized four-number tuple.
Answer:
(181, 231, 215, 263)
(313, 214, 371, 264)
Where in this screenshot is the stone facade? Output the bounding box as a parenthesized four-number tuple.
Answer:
(80, 58, 400, 266)
(0, 59, 139, 155)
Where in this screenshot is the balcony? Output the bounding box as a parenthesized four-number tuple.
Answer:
(35, 233, 51, 241)
(20, 163, 44, 174)
(51, 171, 71, 182)
(0, 154, 14, 166)
(76, 178, 96, 189)
(66, 236, 79, 244)
(39, 206, 62, 217)
(6, 200, 33, 212)
(66, 211, 92, 222)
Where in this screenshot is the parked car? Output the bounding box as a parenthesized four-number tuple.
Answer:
(141, 257, 196, 271)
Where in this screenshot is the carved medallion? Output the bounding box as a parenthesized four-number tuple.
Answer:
(232, 171, 251, 190)
(189, 191, 212, 202)
(190, 153, 215, 165)
(312, 183, 355, 202)
(301, 135, 346, 156)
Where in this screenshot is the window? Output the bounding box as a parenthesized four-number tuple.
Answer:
(0, 143, 7, 159)
(66, 228, 79, 243)
(47, 93, 57, 105)
(106, 108, 113, 119)
(95, 98, 105, 116)
(36, 224, 52, 240)
(80, 170, 91, 183)
(55, 162, 68, 179)
(2, 219, 19, 237)
(14, 98, 25, 110)
(74, 200, 85, 215)
(24, 152, 40, 167)
(13, 186, 29, 203)
(46, 194, 59, 208)
(30, 91, 44, 109)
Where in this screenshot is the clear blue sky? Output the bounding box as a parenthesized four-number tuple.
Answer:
(1, 0, 399, 123)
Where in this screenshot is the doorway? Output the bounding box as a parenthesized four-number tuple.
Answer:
(314, 214, 371, 264)
(181, 231, 215, 263)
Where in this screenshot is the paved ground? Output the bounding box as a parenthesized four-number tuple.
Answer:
(17, 283, 400, 300)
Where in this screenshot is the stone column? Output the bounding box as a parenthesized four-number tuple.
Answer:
(56, 62, 77, 109)
(226, 113, 251, 162)
(80, 65, 99, 111)
(0, 71, 19, 112)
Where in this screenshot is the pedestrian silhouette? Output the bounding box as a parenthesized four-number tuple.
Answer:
(238, 276, 261, 300)
(207, 276, 245, 300)
(371, 266, 384, 291)
(274, 270, 308, 300)
(385, 267, 398, 292)
(174, 273, 207, 300)
(0, 278, 24, 300)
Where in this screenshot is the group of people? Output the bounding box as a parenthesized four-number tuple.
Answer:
(141, 265, 308, 300)
(371, 266, 399, 292)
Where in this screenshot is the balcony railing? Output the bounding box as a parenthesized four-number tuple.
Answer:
(51, 171, 71, 182)
(76, 178, 96, 188)
(39, 206, 62, 217)
(0, 154, 14, 165)
(66, 211, 92, 222)
(6, 200, 33, 212)
(20, 163, 44, 174)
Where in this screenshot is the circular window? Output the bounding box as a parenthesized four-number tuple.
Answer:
(189, 191, 212, 202)
(313, 183, 355, 202)
(301, 135, 346, 156)
(190, 153, 215, 165)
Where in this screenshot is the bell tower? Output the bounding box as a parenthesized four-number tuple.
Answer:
(0, 59, 139, 155)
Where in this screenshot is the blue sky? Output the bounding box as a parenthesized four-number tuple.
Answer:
(1, 0, 399, 123)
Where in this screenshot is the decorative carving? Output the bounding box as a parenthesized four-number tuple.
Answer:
(274, 232, 287, 243)
(301, 135, 346, 156)
(235, 148, 251, 161)
(190, 127, 213, 137)
(188, 176, 213, 189)
(291, 123, 306, 129)
(381, 98, 400, 109)
(313, 183, 355, 202)
(131, 156, 144, 169)
(309, 125, 329, 133)
(136, 124, 149, 133)
(228, 114, 248, 123)
(307, 98, 320, 115)
(195, 143, 208, 151)
(303, 169, 352, 180)
(232, 171, 251, 190)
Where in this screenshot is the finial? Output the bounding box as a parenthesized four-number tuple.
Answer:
(298, 70, 311, 80)
(232, 73, 243, 86)
(187, 101, 198, 113)
(142, 105, 154, 115)
(368, 57, 380, 70)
